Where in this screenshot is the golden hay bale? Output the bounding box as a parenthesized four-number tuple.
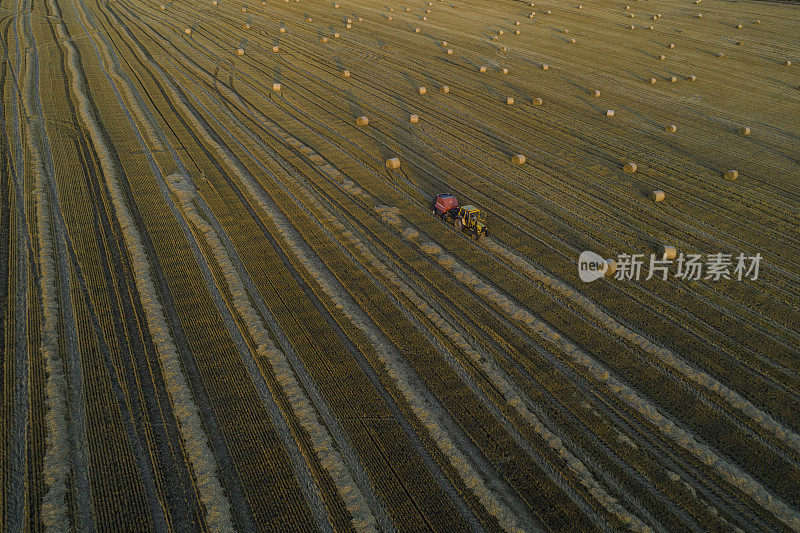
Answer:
(279, 27, 286, 33)
(415, 27, 421, 32)
(659, 54, 666, 60)
(446, 49, 453, 54)
(243, 23, 250, 29)
(651, 190, 665, 202)
(511, 154, 526, 165)
(334, 2, 339, 6)
(422, 16, 427, 21)
(697, 13, 702, 17)
(578, 4, 583, 8)
(665, 124, 677, 133)
(241, 6, 246, 12)
(515, 20, 521, 25)
(321, 37, 328, 43)
(409, 114, 419, 123)
(514, 30, 520, 35)
(236, 48, 245, 55)
(669, 76, 678, 83)
(724, 169, 738, 180)
(347, 18, 353, 23)
(649, 77, 657, 84)
(387, 16, 393, 20)
(479, 65, 487, 72)
(625, 4, 630, 9)
(668, 43, 675, 48)
(386, 157, 401, 170)
(739, 126, 751, 135)
(652, 15, 657, 20)
(346, 23, 352, 28)
(498, 30, 504, 35)
(341, 70, 350, 78)
(272, 45, 280, 52)
(629, 25, 635, 30)
(529, 12, 535, 18)
(755, 19, 761, 23)
(569, 38, 576, 44)
(718, 52, 724, 57)
(735, 23, 742, 28)
(418, 86, 427, 94)
(499, 46, 508, 53)
(358, 17, 363, 21)
(541, 63, 549, 70)
(406, 6, 411, 11)
(563, 28, 569, 33)
(492, 36, 499, 41)
(604, 259, 617, 277)
(784, 60, 792, 66)
(591, 89, 601, 97)
(648, 25, 654, 30)
(501, 67, 509, 74)
(659, 245, 677, 260)
(623, 161, 637, 173)
(334, 32, 340, 38)
(657, 13, 662, 18)
(545, 10, 551, 14)
(306, 16, 312, 22)
(605, 109, 615, 116)
(506, 97, 515, 105)
(426, 8, 430, 12)
(440, 85, 450, 93)
(159, 2, 165, 7)
(356, 116, 369, 126)
(184, 28, 192, 35)
(628, 13, 634, 18)
(687, 74, 697, 81)
(441, 40, 448, 46)
(272, 82, 282, 92)
(532, 97, 543, 105)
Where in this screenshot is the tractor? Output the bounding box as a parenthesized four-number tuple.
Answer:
(432, 194, 488, 239)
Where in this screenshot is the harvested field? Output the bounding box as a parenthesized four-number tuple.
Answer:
(1, 0, 799, 530)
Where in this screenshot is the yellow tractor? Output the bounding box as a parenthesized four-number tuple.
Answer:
(453, 205, 487, 239)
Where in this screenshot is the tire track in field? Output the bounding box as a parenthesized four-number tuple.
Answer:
(181, 67, 667, 531)
(378, 209, 800, 530)
(85, 4, 395, 527)
(51, 3, 234, 528)
(110, 13, 538, 529)
(17, 0, 93, 526)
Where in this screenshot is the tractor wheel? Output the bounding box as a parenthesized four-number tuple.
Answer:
(455, 219, 463, 231)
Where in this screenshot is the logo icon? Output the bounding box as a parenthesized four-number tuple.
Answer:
(578, 251, 608, 282)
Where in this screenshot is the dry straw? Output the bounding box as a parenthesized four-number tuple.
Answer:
(739, 126, 750, 135)
(479, 65, 487, 72)
(591, 89, 600, 97)
(236, 48, 245, 55)
(341, 70, 350, 78)
(659, 245, 677, 260)
(604, 259, 617, 277)
(511, 154, 526, 165)
(386, 157, 401, 169)
(506, 97, 515, 105)
(441, 85, 450, 93)
(669, 76, 677, 83)
(272, 82, 282, 92)
(605, 109, 615, 116)
(724, 169, 738, 180)
(502, 67, 509, 74)
(687, 74, 696, 81)
(419, 86, 427, 94)
(184, 28, 192, 34)
(651, 190, 665, 202)
(665, 124, 677, 133)
(272, 45, 279, 52)
(410, 114, 419, 123)
(649, 77, 657, 84)
(532, 97, 542, 105)
(541, 63, 548, 70)
(623, 161, 637, 173)
(356, 116, 369, 126)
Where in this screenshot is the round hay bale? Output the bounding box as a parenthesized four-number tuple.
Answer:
(563, 28, 569, 33)
(651, 190, 666, 202)
(341, 70, 350, 78)
(628, 13, 634, 18)
(386, 157, 401, 170)
(697, 13, 702, 17)
(511, 154, 526, 165)
(665, 124, 677, 133)
(334, 32, 340, 38)
(280, 27, 286, 33)
(623, 161, 637, 173)
(625, 4, 630, 9)
(578, 4, 583, 8)
(334, 2, 339, 6)
(605, 109, 615, 116)
(687, 74, 697, 81)
(159, 3, 165, 8)
(236, 48, 245, 55)
(356, 116, 369, 126)
(529, 12, 535, 18)
(532, 97, 543, 105)
(272, 45, 280, 52)
(659, 54, 666, 60)
(739, 126, 750, 135)
(415, 27, 421, 33)
(784, 60, 792, 66)
(419, 86, 427, 95)
(657, 13, 662, 18)
(515, 21, 521, 25)
(492, 36, 499, 41)
(545, 10, 551, 14)
(541, 63, 549, 70)
(441, 41, 448, 46)
(755, 19, 761, 23)
(409, 114, 419, 123)
(306, 16, 312, 22)
(667, 43, 675, 49)
(243, 23, 250, 29)
(184, 28, 192, 35)
(499, 46, 508, 53)
(422, 16, 427, 21)
(426, 8, 431, 12)
(669, 76, 678, 83)
(446, 49, 453, 55)
(717, 52, 724, 57)
(358, 17, 363, 22)
(628, 24, 635, 29)
(501, 67, 509, 74)
(272, 82, 282, 92)
(649, 77, 657, 84)
(591, 89, 601, 97)
(479, 66, 487, 72)
(387, 16, 393, 21)
(659, 245, 677, 260)
(724, 169, 738, 180)
(440, 85, 450, 94)
(506, 97, 515, 105)
(241, 6, 246, 12)
(321, 37, 328, 43)
(648, 26, 654, 30)
(604, 259, 617, 277)
(735, 23, 742, 28)
(569, 38, 576, 44)
(652, 15, 657, 20)
(346, 23, 352, 28)
(498, 30, 504, 35)
(514, 30, 520, 35)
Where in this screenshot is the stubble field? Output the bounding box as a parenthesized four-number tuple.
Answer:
(2, 0, 799, 530)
